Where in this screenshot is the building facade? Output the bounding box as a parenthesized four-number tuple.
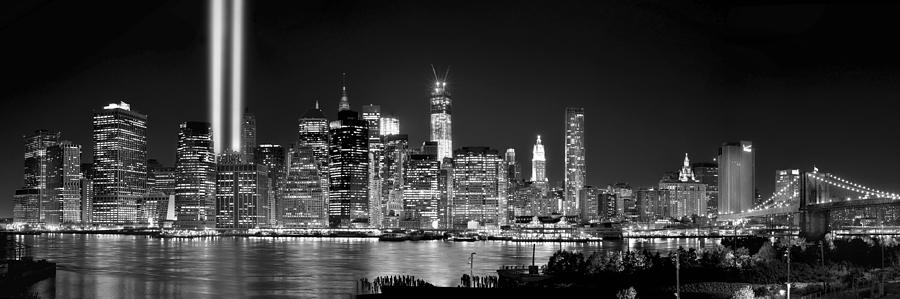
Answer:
(564, 107, 585, 213)
(175, 121, 216, 228)
(452, 147, 507, 229)
(91, 102, 148, 225)
(428, 80, 453, 161)
(718, 141, 755, 215)
(215, 157, 270, 229)
(256, 144, 286, 226)
(328, 81, 370, 228)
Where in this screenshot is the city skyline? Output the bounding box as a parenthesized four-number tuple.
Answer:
(3, 1, 900, 218)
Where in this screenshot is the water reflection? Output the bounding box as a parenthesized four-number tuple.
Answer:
(21, 234, 720, 298)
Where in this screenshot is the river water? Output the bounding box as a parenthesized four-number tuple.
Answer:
(17, 234, 721, 298)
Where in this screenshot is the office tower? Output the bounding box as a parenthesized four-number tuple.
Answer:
(437, 157, 454, 229)
(241, 109, 257, 163)
(421, 141, 439, 158)
(599, 193, 617, 220)
(215, 155, 270, 228)
(361, 105, 383, 228)
(775, 169, 801, 204)
(80, 179, 93, 224)
(46, 141, 83, 224)
(531, 135, 547, 183)
(608, 183, 634, 221)
(692, 161, 718, 215)
(718, 141, 755, 215)
(505, 149, 521, 186)
(428, 78, 453, 161)
(381, 134, 409, 227)
(148, 161, 176, 197)
(141, 192, 170, 227)
(564, 107, 585, 213)
(92, 102, 148, 225)
(452, 147, 507, 229)
(380, 115, 399, 136)
(402, 154, 440, 229)
(328, 77, 370, 228)
(256, 144, 286, 225)
(175, 121, 216, 229)
(658, 154, 707, 219)
(513, 182, 545, 216)
(283, 145, 328, 227)
(579, 185, 601, 222)
(18, 130, 60, 224)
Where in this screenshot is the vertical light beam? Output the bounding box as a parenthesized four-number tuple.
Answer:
(230, 0, 244, 153)
(210, 0, 224, 155)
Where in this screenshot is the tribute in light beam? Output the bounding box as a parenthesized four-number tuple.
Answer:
(210, 0, 224, 155)
(230, 0, 244, 153)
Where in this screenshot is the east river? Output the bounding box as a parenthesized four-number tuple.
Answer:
(16, 234, 722, 298)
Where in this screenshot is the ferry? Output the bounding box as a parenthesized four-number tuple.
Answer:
(378, 232, 409, 242)
(450, 233, 478, 242)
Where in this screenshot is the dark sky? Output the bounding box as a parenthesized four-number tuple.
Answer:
(2, 0, 900, 217)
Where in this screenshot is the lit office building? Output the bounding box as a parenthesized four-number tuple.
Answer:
(141, 192, 171, 227)
(635, 188, 663, 222)
(531, 135, 547, 183)
(381, 134, 409, 227)
(718, 141, 755, 215)
(148, 159, 177, 196)
(437, 158, 454, 229)
(380, 115, 400, 136)
(579, 185, 601, 222)
(564, 107, 585, 213)
(80, 179, 93, 224)
(92, 102, 147, 225)
(175, 121, 216, 229)
(362, 104, 384, 228)
(428, 79, 453, 161)
(328, 76, 370, 227)
(402, 154, 440, 229)
(452, 147, 507, 229)
(241, 109, 257, 163)
(215, 155, 270, 229)
(658, 154, 708, 219)
(505, 149, 521, 187)
(256, 144, 286, 226)
(16, 129, 60, 224)
(46, 141, 83, 224)
(282, 145, 328, 227)
(775, 169, 801, 204)
(692, 161, 718, 216)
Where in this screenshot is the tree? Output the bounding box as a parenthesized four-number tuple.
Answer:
(731, 285, 754, 299)
(545, 250, 586, 276)
(616, 286, 637, 299)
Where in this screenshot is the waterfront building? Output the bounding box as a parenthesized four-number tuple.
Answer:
(17, 130, 61, 224)
(451, 147, 507, 229)
(175, 121, 216, 229)
(241, 109, 257, 163)
(608, 183, 634, 221)
(402, 154, 440, 229)
(215, 153, 270, 229)
(148, 160, 176, 196)
(564, 107, 585, 214)
(256, 144, 286, 226)
(381, 134, 408, 227)
(91, 102, 148, 225)
(80, 179, 93, 224)
(328, 76, 370, 228)
(635, 188, 663, 222)
(692, 161, 718, 216)
(428, 79, 453, 161)
(599, 193, 618, 221)
(517, 183, 552, 216)
(362, 104, 384, 228)
(379, 115, 399, 136)
(578, 185, 601, 222)
(282, 145, 329, 227)
(140, 192, 171, 227)
(658, 154, 708, 219)
(46, 141, 83, 224)
(718, 141, 755, 215)
(775, 169, 801, 205)
(13, 189, 42, 224)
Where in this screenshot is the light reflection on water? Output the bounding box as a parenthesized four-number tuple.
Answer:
(20, 234, 720, 298)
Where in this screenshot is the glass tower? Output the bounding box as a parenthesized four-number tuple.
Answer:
(718, 141, 755, 215)
(175, 121, 216, 229)
(91, 101, 147, 225)
(428, 80, 452, 161)
(328, 77, 370, 228)
(564, 107, 585, 212)
(452, 147, 507, 229)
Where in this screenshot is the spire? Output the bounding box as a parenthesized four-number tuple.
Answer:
(315, 100, 319, 110)
(679, 152, 695, 182)
(338, 72, 350, 111)
(536, 135, 542, 144)
(683, 152, 690, 167)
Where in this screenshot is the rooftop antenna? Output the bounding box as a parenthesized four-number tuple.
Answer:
(443, 65, 451, 83)
(430, 64, 439, 83)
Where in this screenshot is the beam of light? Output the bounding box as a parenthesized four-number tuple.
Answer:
(230, 0, 244, 153)
(210, 0, 224, 154)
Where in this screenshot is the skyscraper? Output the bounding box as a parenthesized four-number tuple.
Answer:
(148, 160, 176, 196)
(283, 145, 328, 227)
(215, 155, 269, 229)
(256, 144, 286, 226)
(428, 78, 453, 161)
(531, 135, 547, 183)
(285, 102, 331, 227)
(16, 129, 60, 224)
(381, 134, 409, 227)
(241, 109, 257, 163)
(659, 155, 707, 219)
(380, 115, 399, 136)
(452, 147, 507, 229)
(774, 169, 800, 205)
(92, 101, 148, 225)
(718, 141, 755, 215)
(402, 154, 440, 229)
(505, 149, 521, 186)
(564, 107, 585, 212)
(175, 121, 216, 228)
(692, 161, 718, 216)
(328, 77, 370, 227)
(361, 104, 383, 228)
(46, 141, 83, 224)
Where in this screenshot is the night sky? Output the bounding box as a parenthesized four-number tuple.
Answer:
(2, 0, 899, 217)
